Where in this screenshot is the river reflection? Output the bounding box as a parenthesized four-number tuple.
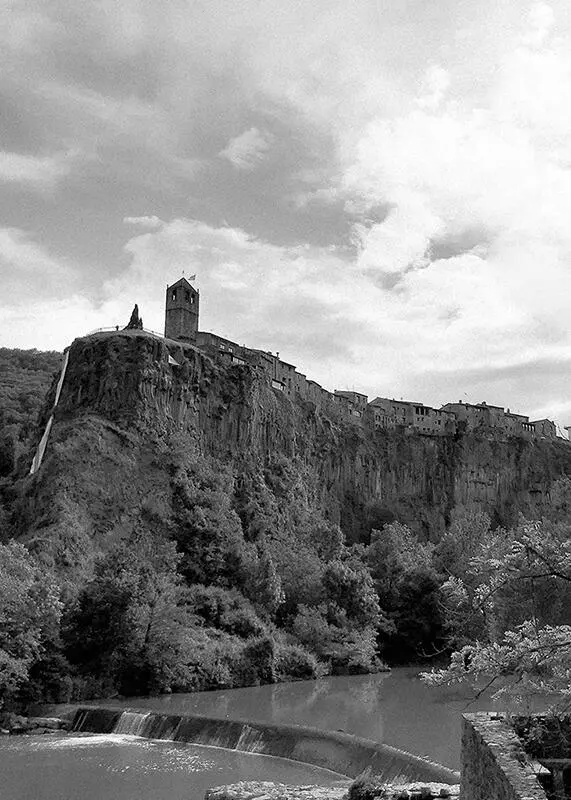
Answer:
(104, 667, 539, 770)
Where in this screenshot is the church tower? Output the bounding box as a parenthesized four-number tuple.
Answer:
(164, 277, 199, 341)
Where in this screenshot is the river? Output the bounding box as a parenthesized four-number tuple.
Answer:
(2, 667, 531, 799)
(107, 666, 528, 770)
(0, 733, 346, 800)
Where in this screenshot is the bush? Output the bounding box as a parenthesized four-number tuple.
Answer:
(186, 585, 266, 639)
(274, 643, 319, 681)
(239, 635, 276, 685)
(348, 773, 388, 800)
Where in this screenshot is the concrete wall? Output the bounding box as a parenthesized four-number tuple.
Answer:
(461, 713, 547, 800)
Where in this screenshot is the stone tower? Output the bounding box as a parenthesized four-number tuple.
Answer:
(164, 277, 199, 341)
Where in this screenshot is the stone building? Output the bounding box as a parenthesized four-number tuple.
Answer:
(195, 331, 247, 364)
(333, 391, 367, 419)
(164, 277, 199, 342)
(441, 401, 504, 430)
(368, 398, 454, 435)
(531, 418, 557, 439)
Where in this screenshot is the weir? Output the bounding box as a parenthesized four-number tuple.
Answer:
(114, 711, 151, 736)
(70, 706, 461, 784)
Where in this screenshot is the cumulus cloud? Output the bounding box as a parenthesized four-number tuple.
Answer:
(522, 2, 555, 46)
(0, 227, 74, 295)
(123, 216, 164, 230)
(339, 4, 571, 389)
(416, 66, 451, 111)
(219, 128, 274, 170)
(0, 150, 71, 188)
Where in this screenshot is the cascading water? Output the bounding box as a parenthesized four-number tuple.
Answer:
(113, 711, 151, 736)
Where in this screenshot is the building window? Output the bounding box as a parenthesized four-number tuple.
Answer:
(171, 290, 177, 301)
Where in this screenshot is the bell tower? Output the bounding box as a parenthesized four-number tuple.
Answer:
(164, 277, 199, 341)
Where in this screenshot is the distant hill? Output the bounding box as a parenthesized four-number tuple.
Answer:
(0, 347, 61, 474)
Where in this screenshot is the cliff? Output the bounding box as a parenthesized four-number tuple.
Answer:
(12, 330, 571, 573)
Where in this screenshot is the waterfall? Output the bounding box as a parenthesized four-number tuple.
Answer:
(73, 709, 89, 732)
(114, 711, 151, 737)
(235, 724, 266, 753)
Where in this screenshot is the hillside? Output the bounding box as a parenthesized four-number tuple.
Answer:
(1, 330, 571, 703)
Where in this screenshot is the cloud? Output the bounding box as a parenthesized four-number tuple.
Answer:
(0, 227, 75, 300)
(416, 66, 451, 111)
(522, 2, 555, 46)
(123, 216, 164, 230)
(0, 150, 71, 188)
(219, 127, 274, 171)
(338, 5, 571, 385)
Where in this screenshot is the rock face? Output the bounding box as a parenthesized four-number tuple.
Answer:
(17, 331, 571, 559)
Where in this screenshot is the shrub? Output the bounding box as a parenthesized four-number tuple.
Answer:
(240, 635, 276, 685)
(274, 643, 319, 681)
(186, 585, 266, 639)
(348, 773, 388, 800)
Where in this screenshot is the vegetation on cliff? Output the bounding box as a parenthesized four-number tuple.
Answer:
(0, 339, 570, 710)
(0, 348, 61, 476)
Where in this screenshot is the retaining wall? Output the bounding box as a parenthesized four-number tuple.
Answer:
(461, 713, 547, 800)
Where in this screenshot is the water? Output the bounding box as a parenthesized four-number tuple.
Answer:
(0, 733, 346, 800)
(103, 666, 538, 770)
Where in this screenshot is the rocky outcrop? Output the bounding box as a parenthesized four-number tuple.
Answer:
(0, 714, 70, 736)
(204, 779, 462, 800)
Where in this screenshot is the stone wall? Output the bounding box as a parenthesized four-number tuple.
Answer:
(461, 713, 547, 800)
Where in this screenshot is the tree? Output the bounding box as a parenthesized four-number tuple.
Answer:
(171, 457, 252, 587)
(252, 550, 284, 619)
(366, 523, 444, 661)
(0, 541, 62, 706)
(422, 512, 571, 706)
(63, 530, 197, 695)
(322, 557, 381, 629)
(0, 433, 15, 477)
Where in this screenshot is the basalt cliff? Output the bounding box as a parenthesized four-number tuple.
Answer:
(11, 330, 571, 572)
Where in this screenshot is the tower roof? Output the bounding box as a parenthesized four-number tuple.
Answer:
(167, 276, 198, 291)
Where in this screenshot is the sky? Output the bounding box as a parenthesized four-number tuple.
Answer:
(1, 0, 571, 428)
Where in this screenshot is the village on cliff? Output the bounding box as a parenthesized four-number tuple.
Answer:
(113, 277, 567, 443)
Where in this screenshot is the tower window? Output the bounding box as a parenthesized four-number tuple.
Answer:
(171, 289, 177, 301)
(185, 290, 191, 302)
